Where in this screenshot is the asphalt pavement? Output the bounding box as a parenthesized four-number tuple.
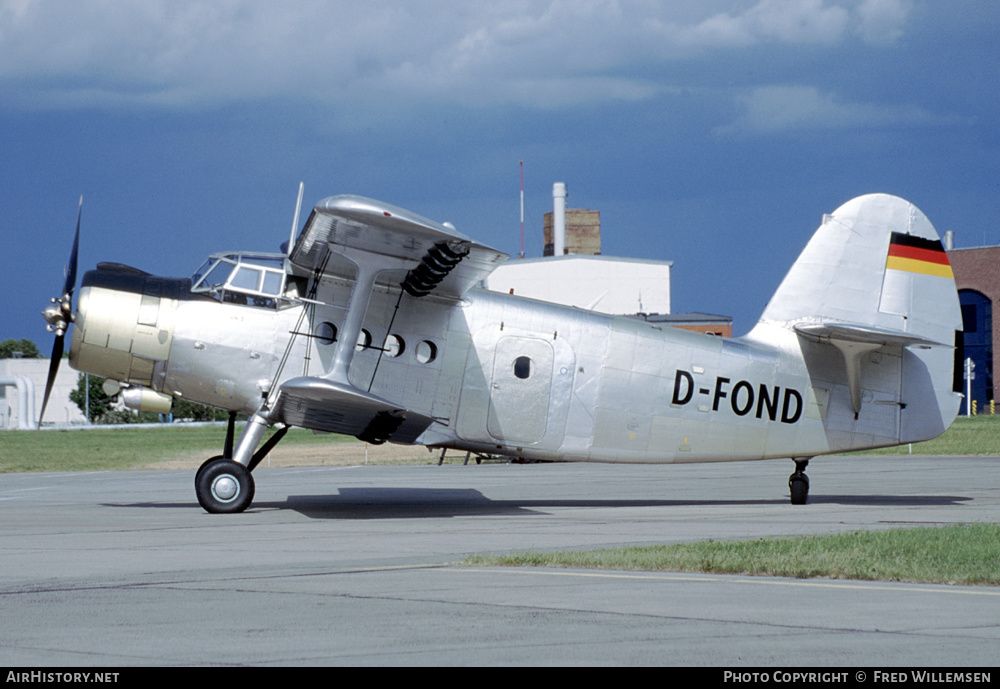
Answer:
(1, 455, 998, 666)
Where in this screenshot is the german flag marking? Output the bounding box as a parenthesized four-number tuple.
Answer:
(885, 233, 953, 278)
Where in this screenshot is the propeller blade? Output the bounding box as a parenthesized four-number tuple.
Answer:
(38, 334, 65, 430)
(38, 196, 82, 430)
(63, 196, 82, 300)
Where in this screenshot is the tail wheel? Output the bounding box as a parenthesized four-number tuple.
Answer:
(789, 475, 809, 505)
(196, 459, 255, 514)
(788, 458, 810, 505)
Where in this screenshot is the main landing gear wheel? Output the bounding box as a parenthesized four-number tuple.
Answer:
(195, 455, 226, 487)
(788, 458, 810, 505)
(196, 459, 255, 514)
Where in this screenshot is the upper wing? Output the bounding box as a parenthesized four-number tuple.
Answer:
(289, 195, 508, 298)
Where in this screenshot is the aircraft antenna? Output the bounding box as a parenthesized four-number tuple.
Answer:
(288, 182, 305, 256)
(519, 159, 524, 259)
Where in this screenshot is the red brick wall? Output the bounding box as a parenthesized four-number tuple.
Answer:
(671, 323, 733, 337)
(948, 247, 1000, 370)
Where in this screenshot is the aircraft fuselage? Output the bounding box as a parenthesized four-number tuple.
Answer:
(70, 262, 925, 465)
(52, 193, 961, 513)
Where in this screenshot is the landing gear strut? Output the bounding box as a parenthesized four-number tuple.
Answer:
(788, 458, 810, 505)
(194, 411, 289, 514)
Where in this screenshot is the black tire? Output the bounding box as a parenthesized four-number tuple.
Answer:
(789, 475, 809, 505)
(196, 459, 255, 514)
(195, 455, 226, 488)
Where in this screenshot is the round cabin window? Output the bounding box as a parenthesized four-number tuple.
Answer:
(416, 340, 437, 364)
(356, 329, 372, 352)
(317, 322, 337, 346)
(384, 334, 405, 358)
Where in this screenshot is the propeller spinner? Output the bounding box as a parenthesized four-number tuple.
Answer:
(38, 196, 82, 428)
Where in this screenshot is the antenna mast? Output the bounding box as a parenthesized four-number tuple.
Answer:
(519, 159, 524, 259)
(288, 182, 305, 256)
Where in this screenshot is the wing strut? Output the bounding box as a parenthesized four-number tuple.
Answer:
(329, 257, 385, 383)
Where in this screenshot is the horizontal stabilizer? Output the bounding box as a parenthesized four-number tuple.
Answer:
(793, 321, 949, 349)
(272, 376, 435, 444)
(794, 321, 951, 415)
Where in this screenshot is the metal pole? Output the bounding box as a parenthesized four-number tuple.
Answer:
(965, 357, 975, 417)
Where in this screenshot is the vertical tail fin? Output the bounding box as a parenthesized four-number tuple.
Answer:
(751, 194, 962, 444)
(757, 194, 959, 343)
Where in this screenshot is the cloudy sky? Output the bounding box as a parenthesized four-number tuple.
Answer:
(3, 0, 998, 346)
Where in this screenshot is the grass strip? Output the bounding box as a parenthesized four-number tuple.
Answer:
(4, 413, 1000, 473)
(0, 425, 357, 472)
(465, 524, 1000, 586)
(844, 415, 1000, 456)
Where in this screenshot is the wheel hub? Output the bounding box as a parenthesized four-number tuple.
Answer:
(212, 475, 240, 502)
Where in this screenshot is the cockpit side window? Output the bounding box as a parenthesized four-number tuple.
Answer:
(262, 271, 283, 296)
(231, 266, 262, 292)
(198, 260, 236, 290)
(191, 253, 290, 309)
(191, 259, 214, 286)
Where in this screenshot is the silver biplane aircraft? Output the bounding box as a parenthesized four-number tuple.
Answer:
(41, 191, 962, 513)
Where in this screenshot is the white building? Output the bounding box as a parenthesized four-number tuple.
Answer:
(0, 358, 85, 429)
(485, 254, 672, 315)
(486, 181, 672, 316)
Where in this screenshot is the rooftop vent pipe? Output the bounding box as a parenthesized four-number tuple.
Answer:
(553, 182, 567, 256)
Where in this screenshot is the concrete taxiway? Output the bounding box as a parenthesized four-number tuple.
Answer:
(1, 455, 998, 666)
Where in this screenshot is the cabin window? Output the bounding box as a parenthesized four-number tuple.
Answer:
(513, 356, 532, 379)
(317, 322, 337, 346)
(356, 329, 372, 352)
(384, 334, 405, 358)
(416, 340, 437, 364)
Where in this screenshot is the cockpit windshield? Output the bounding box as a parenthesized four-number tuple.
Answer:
(191, 253, 291, 308)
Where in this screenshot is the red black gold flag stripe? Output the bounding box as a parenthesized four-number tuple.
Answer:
(885, 232, 954, 278)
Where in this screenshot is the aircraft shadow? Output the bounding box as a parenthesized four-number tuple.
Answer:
(250, 487, 972, 520)
(102, 490, 972, 518)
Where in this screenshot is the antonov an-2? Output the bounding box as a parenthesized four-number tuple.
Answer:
(41, 191, 962, 513)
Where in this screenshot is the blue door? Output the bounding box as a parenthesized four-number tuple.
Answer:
(959, 290, 993, 415)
